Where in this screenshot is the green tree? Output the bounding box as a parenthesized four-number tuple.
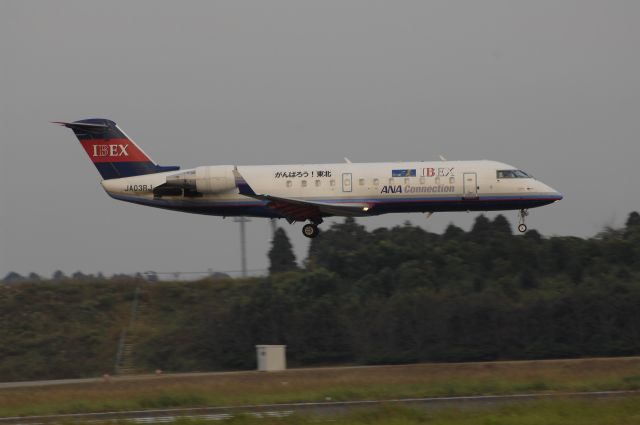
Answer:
(470, 215, 492, 241)
(626, 211, 640, 228)
(52, 270, 66, 280)
(2, 272, 24, 283)
(27, 272, 41, 281)
(268, 227, 297, 273)
(492, 214, 512, 235)
(443, 223, 464, 239)
(307, 217, 371, 277)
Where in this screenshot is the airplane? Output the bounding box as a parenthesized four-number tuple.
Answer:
(55, 118, 562, 238)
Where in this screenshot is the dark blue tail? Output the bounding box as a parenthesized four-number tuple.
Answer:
(55, 118, 179, 180)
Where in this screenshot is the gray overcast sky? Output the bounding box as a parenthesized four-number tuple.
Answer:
(1, 1, 639, 278)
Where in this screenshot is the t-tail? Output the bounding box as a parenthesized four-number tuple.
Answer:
(54, 118, 179, 180)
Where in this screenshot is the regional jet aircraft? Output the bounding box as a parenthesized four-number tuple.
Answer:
(56, 119, 562, 238)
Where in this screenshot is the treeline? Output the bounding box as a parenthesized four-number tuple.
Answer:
(1, 213, 639, 381)
(2, 271, 167, 283)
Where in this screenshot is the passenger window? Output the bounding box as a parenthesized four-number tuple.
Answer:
(435, 177, 440, 184)
(404, 177, 410, 185)
(330, 179, 336, 187)
(449, 176, 455, 184)
(389, 178, 395, 184)
(419, 177, 425, 184)
(373, 178, 380, 186)
(301, 180, 307, 187)
(315, 180, 321, 187)
(286, 180, 292, 188)
(359, 178, 365, 186)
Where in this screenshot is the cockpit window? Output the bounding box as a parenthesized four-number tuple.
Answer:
(497, 170, 531, 179)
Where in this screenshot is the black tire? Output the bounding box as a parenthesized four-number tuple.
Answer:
(302, 224, 319, 238)
(518, 224, 527, 233)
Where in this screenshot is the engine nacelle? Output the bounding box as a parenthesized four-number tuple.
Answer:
(195, 165, 237, 194)
(165, 165, 237, 194)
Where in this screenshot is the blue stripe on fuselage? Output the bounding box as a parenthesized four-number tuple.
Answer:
(108, 193, 560, 218)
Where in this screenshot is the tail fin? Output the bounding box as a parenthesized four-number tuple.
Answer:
(54, 118, 179, 180)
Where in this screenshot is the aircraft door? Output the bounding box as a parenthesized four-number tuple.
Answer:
(463, 172, 478, 200)
(342, 173, 352, 192)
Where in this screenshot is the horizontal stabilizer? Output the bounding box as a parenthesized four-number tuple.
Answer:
(53, 121, 109, 129)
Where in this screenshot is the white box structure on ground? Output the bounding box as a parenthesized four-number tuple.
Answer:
(256, 345, 286, 372)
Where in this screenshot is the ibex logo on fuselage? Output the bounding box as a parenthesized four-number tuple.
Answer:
(92, 144, 129, 157)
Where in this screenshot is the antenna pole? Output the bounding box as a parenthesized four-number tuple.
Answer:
(233, 217, 251, 277)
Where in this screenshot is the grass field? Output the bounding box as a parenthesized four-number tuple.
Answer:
(177, 398, 640, 425)
(1, 357, 640, 417)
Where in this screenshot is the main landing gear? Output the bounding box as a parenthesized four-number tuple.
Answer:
(302, 224, 319, 238)
(302, 219, 323, 238)
(518, 209, 529, 233)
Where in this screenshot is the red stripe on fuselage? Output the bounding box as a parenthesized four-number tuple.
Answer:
(80, 139, 150, 163)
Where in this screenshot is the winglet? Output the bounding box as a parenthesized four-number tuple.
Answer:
(439, 155, 447, 161)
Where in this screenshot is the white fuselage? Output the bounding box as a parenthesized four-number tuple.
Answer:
(58, 118, 562, 237)
(100, 160, 562, 220)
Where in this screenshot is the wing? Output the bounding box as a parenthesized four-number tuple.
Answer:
(255, 194, 371, 222)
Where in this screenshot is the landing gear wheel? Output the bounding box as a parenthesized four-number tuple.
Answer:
(517, 209, 529, 233)
(302, 223, 319, 238)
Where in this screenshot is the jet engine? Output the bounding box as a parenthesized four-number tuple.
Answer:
(164, 165, 237, 195)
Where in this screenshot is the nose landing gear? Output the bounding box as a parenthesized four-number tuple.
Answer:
(518, 209, 529, 233)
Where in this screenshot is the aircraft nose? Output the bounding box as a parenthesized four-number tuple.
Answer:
(540, 181, 562, 201)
